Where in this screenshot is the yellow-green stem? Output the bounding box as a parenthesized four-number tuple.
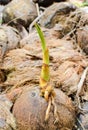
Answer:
(35, 23, 50, 84)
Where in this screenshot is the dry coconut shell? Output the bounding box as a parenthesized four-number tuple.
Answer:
(2, 0, 37, 27)
(0, 25, 20, 58)
(13, 87, 76, 130)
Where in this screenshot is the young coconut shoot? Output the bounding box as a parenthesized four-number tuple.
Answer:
(35, 23, 58, 123)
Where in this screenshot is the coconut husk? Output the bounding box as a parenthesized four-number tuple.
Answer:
(2, 0, 37, 27)
(0, 25, 20, 58)
(0, 22, 87, 130)
(0, 35, 87, 95)
(77, 25, 88, 55)
(0, 94, 16, 130)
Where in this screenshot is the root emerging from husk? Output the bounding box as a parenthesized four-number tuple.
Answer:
(39, 80, 58, 123)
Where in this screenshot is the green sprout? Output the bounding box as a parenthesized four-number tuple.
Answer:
(35, 23, 50, 84)
(35, 23, 58, 122)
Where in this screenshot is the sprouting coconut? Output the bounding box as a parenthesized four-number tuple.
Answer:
(13, 24, 76, 130)
(35, 23, 58, 122)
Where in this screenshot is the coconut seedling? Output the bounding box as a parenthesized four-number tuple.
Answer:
(12, 24, 76, 130)
(35, 23, 58, 122)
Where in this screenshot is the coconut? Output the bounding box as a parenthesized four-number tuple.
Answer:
(13, 87, 76, 130)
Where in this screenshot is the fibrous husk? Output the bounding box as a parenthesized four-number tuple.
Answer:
(39, 2, 76, 28)
(0, 23, 86, 130)
(2, 0, 37, 27)
(62, 7, 88, 45)
(63, 7, 88, 33)
(1, 32, 87, 95)
(20, 27, 64, 47)
(0, 94, 16, 130)
(13, 87, 76, 130)
(76, 25, 88, 55)
(1, 48, 40, 87)
(0, 25, 20, 83)
(20, 29, 87, 94)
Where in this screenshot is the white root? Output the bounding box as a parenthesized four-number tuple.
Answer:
(45, 98, 52, 122)
(52, 97, 59, 124)
(45, 96, 59, 124)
